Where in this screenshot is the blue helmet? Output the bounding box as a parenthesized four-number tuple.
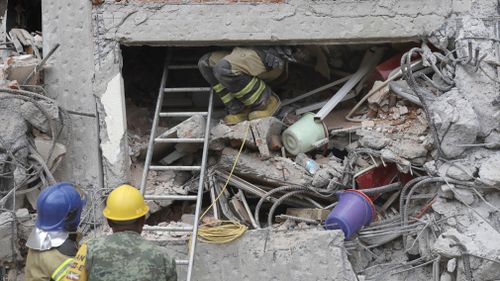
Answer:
(36, 182, 85, 232)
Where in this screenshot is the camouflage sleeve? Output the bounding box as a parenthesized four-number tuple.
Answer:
(62, 243, 88, 281)
(165, 256, 177, 281)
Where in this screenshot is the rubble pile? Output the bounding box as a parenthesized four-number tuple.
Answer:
(133, 42, 500, 280)
(0, 30, 68, 268)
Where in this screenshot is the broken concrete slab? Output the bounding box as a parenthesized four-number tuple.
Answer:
(20, 100, 60, 134)
(358, 130, 390, 150)
(5, 54, 41, 85)
(478, 152, 500, 187)
(192, 229, 356, 281)
(429, 89, 480, 158)
(0, 212, 19, 262)
(250, 117, 283, 159)
(389, 139, 428, 164)
(484, 129, 500, 149)
(432, 193, 500, 281)
(210, 117, 283, 159)
(219, 147, 312, 187)
(210, 120, 256, 151)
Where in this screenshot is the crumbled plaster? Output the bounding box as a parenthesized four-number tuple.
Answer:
(100, 73, 127, 164)
(99, 72, 131, 188)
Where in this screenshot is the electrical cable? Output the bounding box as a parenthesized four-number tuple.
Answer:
(267, 190, 311, 227)
(254, 185, 308, 228)
(197, 220, 247, 244)
(195, 122, 250, 244)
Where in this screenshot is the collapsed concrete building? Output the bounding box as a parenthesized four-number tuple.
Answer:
(1, 0, 500, 280)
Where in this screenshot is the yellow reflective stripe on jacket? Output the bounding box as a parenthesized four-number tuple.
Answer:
(234, 77, 258, 98)
(242, 80, 266, 106)
(62, 243, 88, 281)
(213, 83, 225, 93)
(220, 93, 234, 104)
(51, 258, 74, 281)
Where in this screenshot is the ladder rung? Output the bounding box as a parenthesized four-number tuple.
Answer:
(144, 195, 198, 200)
(143, 225, 193, 232)
(159, 112, 208, 117)
(176, 259, 189, 265)
(154, 138, 205, 144)
(164, 87, 211, 93)
(150, 165, 201, 171)
(167, 65, 198, 70)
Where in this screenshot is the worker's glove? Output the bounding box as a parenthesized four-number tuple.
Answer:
(263, 51, 285, 70)
(262, 47, 296, 70)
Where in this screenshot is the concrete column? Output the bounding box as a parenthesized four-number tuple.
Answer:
(41, 0, 101, 187)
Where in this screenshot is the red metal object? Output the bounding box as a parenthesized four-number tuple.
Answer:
(355, 163, 413, 201)
(375, 53, 404, 80)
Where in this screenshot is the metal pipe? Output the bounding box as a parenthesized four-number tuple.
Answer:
(281, 75, 352, 106)
(276, 214, 320, 225)
(164, 87, 211, 93)
(208, 176, 220, 220)
(237, 190, 258, 229)
(22, 43, 60, 85)
(388, 81, 422, 106)
(314, 48, 384, 121)
(360, 182, 401, 195)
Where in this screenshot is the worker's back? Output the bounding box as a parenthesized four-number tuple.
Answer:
(86, 230, 177, 281)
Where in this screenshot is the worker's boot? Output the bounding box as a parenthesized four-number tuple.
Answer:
(223, 98, 250, 125)
(248, 91, 281, 121)
(224, 107, 251, 125)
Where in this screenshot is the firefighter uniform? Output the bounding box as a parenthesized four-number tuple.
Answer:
(198, 47, 284, 125)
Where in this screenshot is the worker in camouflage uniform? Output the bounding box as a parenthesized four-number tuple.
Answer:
(63, 184, 177, 281)
(198, 46, 330, 125)
(25, 182, 85, 281)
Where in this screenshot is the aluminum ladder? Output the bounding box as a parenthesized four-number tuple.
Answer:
(139, 53, 213, 281)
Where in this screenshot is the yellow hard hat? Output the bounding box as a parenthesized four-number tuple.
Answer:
(102, 184, 149, 221)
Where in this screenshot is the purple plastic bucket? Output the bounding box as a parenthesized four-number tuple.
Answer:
(325, 190, 376, 240)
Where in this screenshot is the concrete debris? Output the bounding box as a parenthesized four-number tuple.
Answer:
(358, 130, 390, 150)
(429, 89, 480, 158)
(4, 54, 41, 85)
(478, 152, 500, 187)
(143, 222, 191, 241)
(218, 147, 312, 187)
(144, 170, 188, 213)
(0, 30, 68, 267)
(0, 209, 35, 262)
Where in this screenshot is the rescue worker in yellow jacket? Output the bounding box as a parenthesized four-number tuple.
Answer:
(198, 46, 330, 125)
(63, 184, 177, 281)
(24, 182, 86, 281)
